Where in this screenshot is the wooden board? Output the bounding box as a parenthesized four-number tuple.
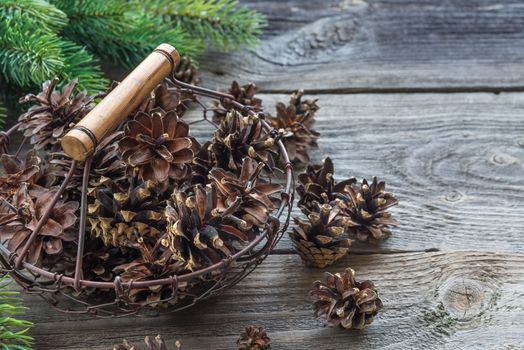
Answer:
(198, 0, 524, 92)
(22, 252, 524, 349)
(6, 1, 524, 349)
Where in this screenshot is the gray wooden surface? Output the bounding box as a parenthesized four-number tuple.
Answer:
(19, 1, 524, 349)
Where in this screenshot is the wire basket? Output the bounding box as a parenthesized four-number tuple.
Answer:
(0, 45, 293, 317)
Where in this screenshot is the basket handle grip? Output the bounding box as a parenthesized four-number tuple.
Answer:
(61, 44, 180, 161)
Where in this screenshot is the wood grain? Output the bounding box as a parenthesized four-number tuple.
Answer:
(22, 251, 524, 349)
(186, 92, 524, 254)
(197, 0, 524, 92)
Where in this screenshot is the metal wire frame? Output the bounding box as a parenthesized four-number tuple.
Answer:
(0, 77, 294, 317)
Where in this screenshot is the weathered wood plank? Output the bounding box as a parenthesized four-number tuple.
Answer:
(22, 251, 524, 349)
(185, 92, 524, 253)
(198, 0, 524, 92)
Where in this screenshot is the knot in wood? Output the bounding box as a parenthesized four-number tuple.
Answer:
(442, 190, 464, 203)
(440, 278, 486, 321)
(488, 152, 519, 167)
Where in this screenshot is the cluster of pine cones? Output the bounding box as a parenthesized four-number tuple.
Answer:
(0, 71, 320, 307)
(291, 157, 399, 268)
(0, 60, 394, 334)
(292, 159, 394, 330)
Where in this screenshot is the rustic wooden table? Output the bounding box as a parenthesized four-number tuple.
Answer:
(23, 1, 524, 349)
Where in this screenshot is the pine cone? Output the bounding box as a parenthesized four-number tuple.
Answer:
(267, 90, 320, 164)
(213, 81, 263, 124)
(165, 184, 253, 271)
(210, 111, 278, 173)
(119, 108, 199, 183)
(290, 202, 352, 268)
(343, 177, 398, 242)
(297, 157, 356, 213)
(113, 240, 185, 306)
(237, 326, 271, 350)
(209, 157, 282, 229)
(0, 150, 56, 198)
(311, 268, 383, 330)
(87, 180, 164, 247)
(50, 131, 126, 196)
(115, 335, 180, 350)
(289, 89, 319, 118)
(138, 81, 192, 117)
(191, 141, 215, 185)
(0, 183, 78, 266)
(63, 237, 126, 283)
(174, 56, 200, 85)
(18, 78, 95, 151)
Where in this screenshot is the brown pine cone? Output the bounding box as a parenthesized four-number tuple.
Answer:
(0, 183, 78, 266)
(138, 81, 193, 117)
(267, 90, 320, 164)
(50, 130, 126, 196)
(191, 141, 215, 185)
(237, 326, 271, 350)
(18, 78, 95, 151)
(311, 268, 383, 330)
(297, 157, 356, 213)
(343, 177, 398, 242)
(174, 56, 200, 85)
(213, 81, 263, 124)
(210, 111, 279, 173)
(290, 202, 352, 268)
(0, 150, 56, 198)
(87, 180, 164, 247)
(165, 184, 252, 271)
(119, 108, 199, 183)
(209, 157, 282, 228)
(115, 335, 180, 350)
(113, 239, 185, 307)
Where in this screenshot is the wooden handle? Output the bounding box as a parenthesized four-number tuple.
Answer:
(61, 44, 180, 161)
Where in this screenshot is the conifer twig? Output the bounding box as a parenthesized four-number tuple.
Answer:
(0, 274, 33, 350)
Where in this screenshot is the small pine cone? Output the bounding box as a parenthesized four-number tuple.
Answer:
(210, 111, 279, 173)
(290, 202, 352, 268)
(297, 157, 356, 213)
(311, 268, 383, 330)
(113, 240, 185, 307)
(289, 89, 319, 118)
(119, 108, 199, 183)
(165, 184, 252, 271)
(344, 177, 398, 242)
(115, 335, 181, 350)
(237, 326, 271, 350)
(209, 157, 282, 229)
(0, 150, 56, 198)
(174, 56, 200, 85)
(87, 180, 164, 247)
(267, 90, 320, 164)
(191, 141, 215, 185)
(0, 183, 79, 266)
(18, 78, 95, 151)
(213, 81, 263, 124)
(138, 81, 193, 117)
(50, 131, 126, 195)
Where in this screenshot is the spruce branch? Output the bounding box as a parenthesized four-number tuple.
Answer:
(53, 0, 203, 69)
(0, 275, 33, 350)
(58, 40, 108, 93)
(145, 0, 267, 52)
(0, 0, 68, 33)
(0, 18, 64, 88)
